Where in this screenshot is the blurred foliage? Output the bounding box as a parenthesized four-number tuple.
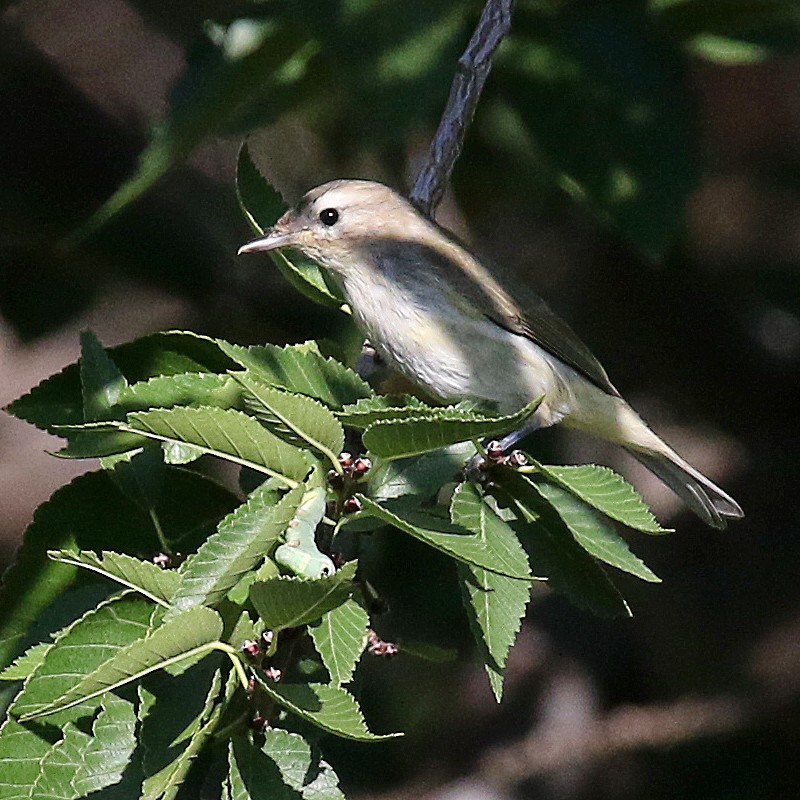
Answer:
(76, 0, 800, 253)
(4, 0, 800, 341)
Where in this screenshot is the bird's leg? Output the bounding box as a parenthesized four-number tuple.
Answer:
(464, 415, 541, 481)
(490, 414, 543, 453)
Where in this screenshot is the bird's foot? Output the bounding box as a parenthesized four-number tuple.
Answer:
(464, 440, 529, 483)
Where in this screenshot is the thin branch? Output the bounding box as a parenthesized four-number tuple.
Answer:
(410, 0, 514, 217)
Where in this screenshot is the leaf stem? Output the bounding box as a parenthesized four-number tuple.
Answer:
(216, 642, 252, 690)
(149, 508, 172, 555)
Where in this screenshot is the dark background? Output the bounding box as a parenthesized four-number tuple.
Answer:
(1, 1, 799, 798)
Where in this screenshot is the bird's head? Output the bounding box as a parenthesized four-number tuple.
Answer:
(238, 179, 430, 274)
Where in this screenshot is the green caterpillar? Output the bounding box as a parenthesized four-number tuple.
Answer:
(274, 487, 335, 578)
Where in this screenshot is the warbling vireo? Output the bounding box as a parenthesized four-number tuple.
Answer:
(239, 179, 743, 529)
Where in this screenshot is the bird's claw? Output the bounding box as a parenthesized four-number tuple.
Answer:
(464, 442, 529, 482)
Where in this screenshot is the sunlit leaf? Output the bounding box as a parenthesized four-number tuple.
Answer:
(255, 678, 401, 741)
(530, 481, 661, 582)
(250, 562, 358, 631)
(11, 594, 157, 723)
(353, 496, 530, 579)
(228, 735, 302, 800)
(5, 330, 236, 433)
(362, 399, 541, 460)
(262, 728, 346, 799)
(109, 407, 313, 487)
(47, 550, 180, 606)
(19, 606, 224, 720)
(0, 693, 136, 800)
(309, 599, 370, 685)
(535, 462, 670, 533)
(171, 484, 304, 611)
(236, 374, 345, 465)
(118, 372, 244, 414)
(218, 340, 372, 409)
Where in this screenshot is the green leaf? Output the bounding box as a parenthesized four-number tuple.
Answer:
(457, 564, 531, 703)
(495, 473, 630, 618)
(117, 407, 313, 487)
(171, 484, 304, 611)
(534, 462, 671, 533)
(5, 330, 236, 433)
(309, 599, 370, 685)
(118, 372, 244, 414)
(108, 445, 166, 511)
(335, 395, 431, 427)
(353, 496, 530, 579)
(227, 559, 281, 607)
(261, 728, 345, 799)
(530, 481, 661, 582)
(138, 659, 223, 800)
(236, 374, 345, 466)
(218, 340, 372, 409)
(19, 606, 224, 720)
(0, 643, 50, 682)
(449, 483, 532, 580)
(237, 145, 344, 310)
(0, 693, 136, 800)
(0, 719, 54, 800)
(235, 142, 286, 234)
(250, 562, 358, 631)
(72, 693, 138, 796)
(54, 427, 149, 460)
(369, 441, 477, 502)
(11, 594, 157, 723)
(688, 33, 771, 63)
(47, 550, 181, 606)
(0, 468, 238, 668)
(255, 679, 401, 741)
(396, 640, 458, 663)
(79, 330, 127, 421)
(451, 483, 533, 701)
(228, 736, 302, 800)
(362, 398, 541, 460)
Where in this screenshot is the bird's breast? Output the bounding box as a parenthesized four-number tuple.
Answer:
(340, 270, 571, 420)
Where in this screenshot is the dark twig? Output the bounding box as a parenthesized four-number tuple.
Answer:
(410, 0, 514, 217)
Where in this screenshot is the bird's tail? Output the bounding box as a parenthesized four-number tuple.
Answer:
(624, 445, 743, 529)
(560, 386, 743, 528)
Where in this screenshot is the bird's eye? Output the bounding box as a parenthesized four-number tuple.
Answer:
(319, 208, 339, 226)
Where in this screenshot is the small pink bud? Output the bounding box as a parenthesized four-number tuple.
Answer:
(342, 496, 362, 514)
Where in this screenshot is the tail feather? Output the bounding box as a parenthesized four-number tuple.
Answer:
(626, 447, 744, 530)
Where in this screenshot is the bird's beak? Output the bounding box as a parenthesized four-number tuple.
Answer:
(237, 228, 297, 255)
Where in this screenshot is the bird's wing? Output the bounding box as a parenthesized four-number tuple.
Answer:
(408, 229, 621, 398)
(491, 290, 620, 398)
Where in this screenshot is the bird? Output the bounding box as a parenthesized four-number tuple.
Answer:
(239, 179, 743, 529)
